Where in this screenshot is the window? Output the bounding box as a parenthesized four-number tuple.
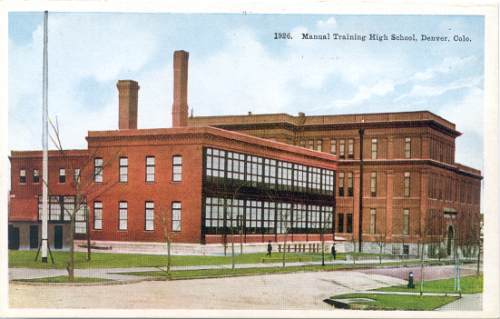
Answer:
(330, 139, 336, 155)
(404, 137, 411, 158)
(206, 148, 225, 178)
(94, 201, 103, 230)
(371, 138, 378, 159)
(404, 172, 411, 197)
(263, 158, 277, 186)
(402, 209, 409, 235)
(263, 202, 276, 234)
(172, 155, 183, 181)
(339, 140, 345, 159)
(119, 157, 128, 182)
(246, 200, 262, 234)
(308, 205, 321, 231)
(347, 172, 354, 197)
(370, 209, 376, 234)
(292, 204, 307, 233)
(94, 158, 103, 183)
(227, 198, 245, 232)
(322, 169, 335, 195)
(119, 201, 128, 230)
(277, 203, 291, 234)
(370, 172, 377, 197)
(337, 213, 344, 233)
(348, 139, 354, 158)
(307, 140, 314, 150)
(308, 167, 322, 192)
(50, 196, 62, 220)
(172, 203, 181, 231)
(346, 213, 353, 233)
(59, 168, 66, 183)
(145, 202, 154, 231)
(146, 156, 155, 182)
(338, 172, 345, 197)
(33, 169, 40, 183)
(19, 169, 26, 183)
(293, 164, 307, 191)
(204, 197, 224, 234)
(246, 155, 263, 186)
(227, 151, 245, 181)
(322, 206, 333, 231)
(315, 140, 323, 152)
(75, 202, 87, 234)
(277, 161, 293, 190)
(74, 169, 80, 184)
(299, 140, 306, 148)
(63, 196, 73, 221)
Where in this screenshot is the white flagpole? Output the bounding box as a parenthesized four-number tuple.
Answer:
(41, 10, 49, 263)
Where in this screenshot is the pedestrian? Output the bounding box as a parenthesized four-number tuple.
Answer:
(267, 241, 272, 256)
(331, 243, 337, 260)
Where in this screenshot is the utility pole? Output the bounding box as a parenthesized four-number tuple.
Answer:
(358, 128, 365, 253)
(41, 10, 49, 263)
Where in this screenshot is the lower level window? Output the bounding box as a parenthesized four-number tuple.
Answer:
(172, 202, 181, 231)
(75, 203, 87, 234)
(94, 201, 102, 230)
(119, 201, 128, 230)
(145, 201, 154, 231)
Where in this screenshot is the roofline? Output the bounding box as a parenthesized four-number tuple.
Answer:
(10, 149, 89, 159)
(188, 110, 461, 137)
(86, 126, 338, 163)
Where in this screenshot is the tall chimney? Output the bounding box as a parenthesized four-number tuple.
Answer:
(172, 50, 189, 127)
(117, 80, 139, 130)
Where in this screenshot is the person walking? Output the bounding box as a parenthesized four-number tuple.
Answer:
(267, 241, 272, 256)
(331, 243, 337, 260)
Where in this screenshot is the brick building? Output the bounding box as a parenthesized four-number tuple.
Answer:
(8, 51, 337, 254)
(188, 111, 482, 256)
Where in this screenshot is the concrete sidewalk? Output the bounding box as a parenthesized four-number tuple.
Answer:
(9, 257, 426, 282)
(9, 257, 456, 281)
(437, 293, 482, 311)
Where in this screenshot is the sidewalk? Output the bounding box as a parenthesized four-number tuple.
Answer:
(9, 257, 426, 282)
(437, 293, 482, 311)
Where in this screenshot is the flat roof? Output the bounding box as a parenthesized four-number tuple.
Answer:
(86, 125, 338, 164)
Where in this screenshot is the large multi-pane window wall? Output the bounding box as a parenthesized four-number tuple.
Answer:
(37, 195, 87, 233)
(204, 197, 334, 235)
(204, 147, 335, 195)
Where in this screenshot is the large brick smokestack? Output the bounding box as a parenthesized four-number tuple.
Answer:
(172, 50, 189, 127)
(117, 80, 139, 130)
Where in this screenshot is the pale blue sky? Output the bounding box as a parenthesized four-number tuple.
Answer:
(9, 13, 484, 172)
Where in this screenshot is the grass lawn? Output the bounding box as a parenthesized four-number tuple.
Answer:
(125, 264, 339, 280)
(331, 293, 459, 310)
(120, 261, 448, 280)
(374, 275, 483, 294)
(14, 276, 113, 284)
(8, 250, 346, 269)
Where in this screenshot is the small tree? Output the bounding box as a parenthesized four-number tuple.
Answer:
(161, 209, 172, 275)
(48, 118, 120, 281)
(280, 209, 290, 268)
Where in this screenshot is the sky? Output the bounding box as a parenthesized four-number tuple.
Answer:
(8, 12, 484, 172)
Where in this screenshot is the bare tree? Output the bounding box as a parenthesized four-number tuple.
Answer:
(161, 209, 172, 275)
(48, 118, 120, 281)
(280, 209, 290, 268)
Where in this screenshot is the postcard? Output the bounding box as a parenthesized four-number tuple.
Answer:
(1, 1, 498, 318)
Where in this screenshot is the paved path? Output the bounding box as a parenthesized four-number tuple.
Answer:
(9, 270, 405, 309)
(359, 264, 476, 281)
(437, 293, 482, 311)
(8, 257, 432, 282)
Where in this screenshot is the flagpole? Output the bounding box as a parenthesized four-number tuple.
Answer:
(41, 10, 49, 263)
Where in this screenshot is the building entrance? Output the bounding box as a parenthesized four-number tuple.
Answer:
(54, 225, 63, 249)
